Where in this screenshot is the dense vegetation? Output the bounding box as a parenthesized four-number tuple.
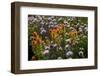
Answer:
(28, 15, 88, 60)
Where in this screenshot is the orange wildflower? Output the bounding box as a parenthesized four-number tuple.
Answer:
(68, 30, 78, 39)
(32, 32, 42, 46)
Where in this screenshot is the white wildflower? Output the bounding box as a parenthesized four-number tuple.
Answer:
(57, 57, 62, 59)
(66, 51, 73, 58)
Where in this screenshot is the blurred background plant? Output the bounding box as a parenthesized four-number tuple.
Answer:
(28, 15, 88, 60)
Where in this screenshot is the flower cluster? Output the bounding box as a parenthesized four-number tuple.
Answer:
(28, 15, 88, 60)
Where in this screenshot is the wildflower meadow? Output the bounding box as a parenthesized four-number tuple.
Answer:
(28, 15, 88, 61)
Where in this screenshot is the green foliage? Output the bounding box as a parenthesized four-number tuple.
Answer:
(28, 15, 88, 60)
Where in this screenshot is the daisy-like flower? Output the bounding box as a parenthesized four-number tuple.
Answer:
(65, 39, 72, 45)
(50, 41, 53, 44)
(40, 27, 46, 35)
(57, 57, 62, 60)
(83, 35, 87, 39)
(66, 50, 73, 58)
(48, 17, 52, 21)
(45, 46, 50, 50)
(65, 44, 69, 49)
(28, 16, 35, 24)
(53, 43, 57, 48)
(65, 39, 71, 43)
(68, 18, 71, 21)
(34, 18, 38, 22)
(50, 24, 55, 28)
(28, 16, 34, 21)
(79, 27, 83, 32)
(78, 50, 84, 58)
(84, 27, 88, 32)
(59, 46, 63, 50)
(49, 21, 54, 25)
(78, 19, 81, 22)
(52, 19, 56, 22)
(64, 20, 68, 24)
(66, 24, 70, 28)
(42, 50, 49, 55)
(54, 22, 57, 25)
(69, 27, 73, 30)
(58, 17, 63, 21)
(38, 15, 42, 20)
(78, 48, 84, 58)
(65, 44, 72, 51)
(40, 20, 45, 25)
(76, 37, 80, 41)
(79, 47, 84, 50)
